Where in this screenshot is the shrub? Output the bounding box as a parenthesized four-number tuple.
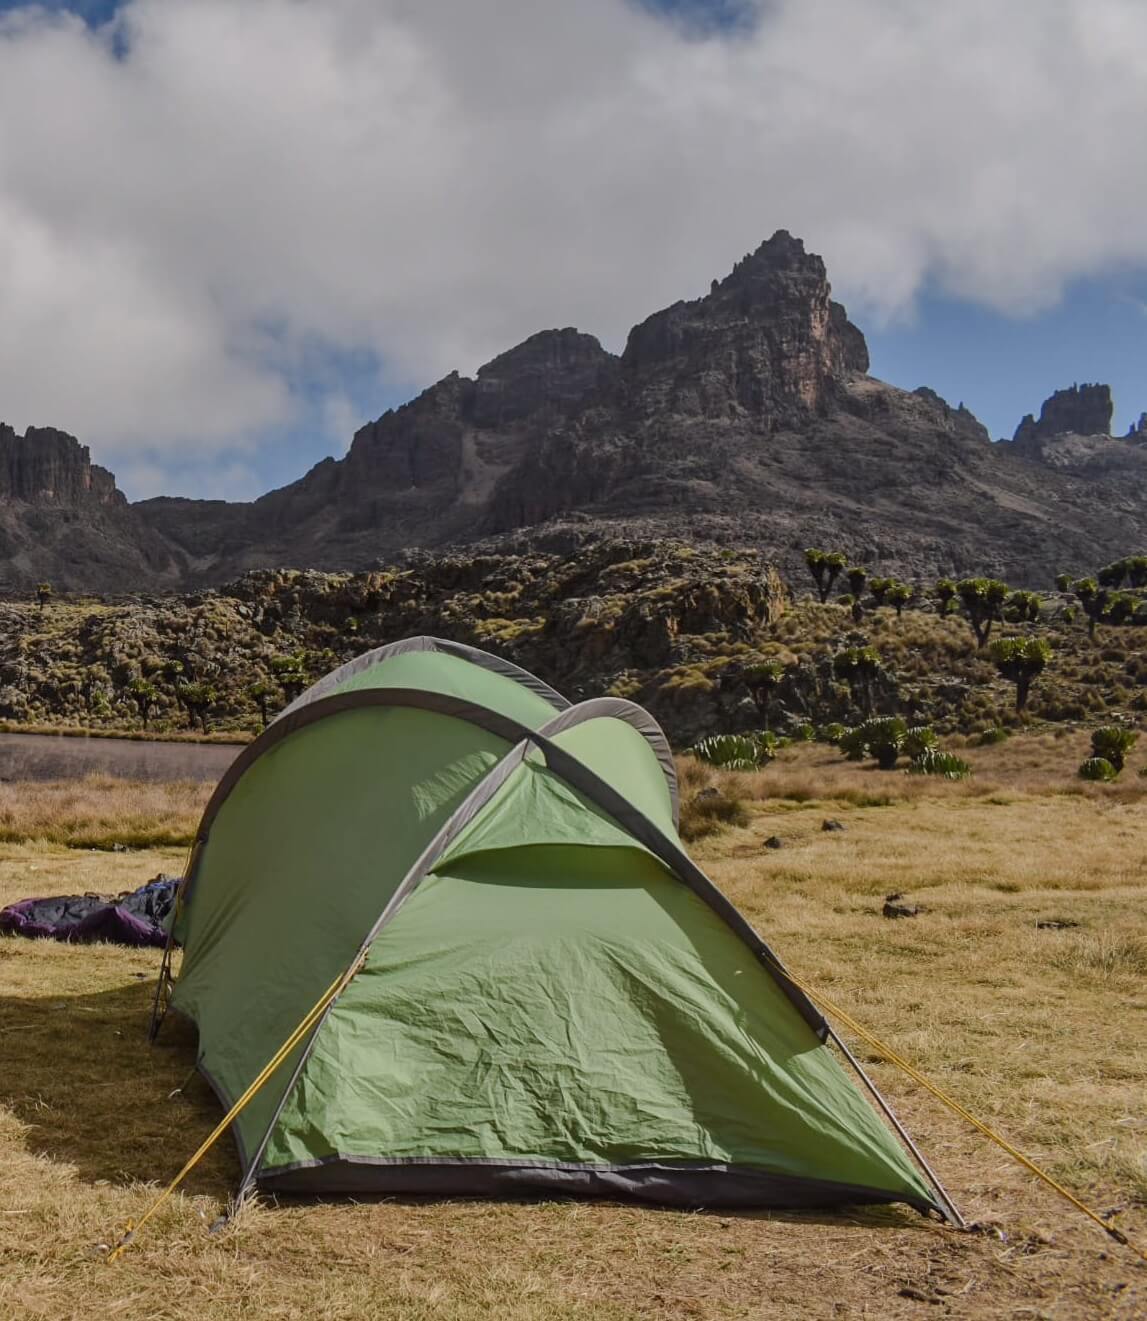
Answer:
(838, 726, 869, 761)
(1078, 757, 1119, 782)
(832, 645, 882, 716)
(907, 748, 971, 779)
(885, 582, 913, 618)
(742, 659, 787, 728)
(902, 726, 937, 758)
(679, 793, 751, 841)
(839, 716, 908, 769)
(933, 578, 957, 617)
(819, 722, 848, 744)
(1091, 726, 1139, 772)
(956, 577, 1009, 647)
(805, 548, 847, 603)
(688, 732, 774, 771)
(869, 577, 893, 606)
(1005, 589, 1041, 622)
(977, 726, 1010, 746)
(846, 566, 868, 598)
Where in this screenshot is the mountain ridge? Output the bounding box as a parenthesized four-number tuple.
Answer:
(3, 230, 1146, 592)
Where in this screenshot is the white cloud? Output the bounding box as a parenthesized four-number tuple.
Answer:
(1, 0, 1146, 492)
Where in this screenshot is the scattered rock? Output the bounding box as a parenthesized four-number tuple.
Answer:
(821, 819, 846, 832)
(1036, 918, 1080, 930)
(883, 894, 920, 919)
(763, 835, 784, 850)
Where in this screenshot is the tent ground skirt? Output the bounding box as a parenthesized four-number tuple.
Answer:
(257, 1157, 938, 1212)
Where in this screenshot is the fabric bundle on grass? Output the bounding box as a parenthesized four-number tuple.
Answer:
(0, 875, 178, 947)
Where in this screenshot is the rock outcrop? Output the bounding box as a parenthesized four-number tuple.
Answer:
(1012, 384, 1115, 447)
(1007, 384, 1147, 485)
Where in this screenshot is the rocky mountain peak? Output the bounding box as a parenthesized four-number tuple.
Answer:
(718, 228, 817, 291)
(1013, 383, 1114, 446)
(619, 229, 868, 423)
(8, 230, 1147, 593)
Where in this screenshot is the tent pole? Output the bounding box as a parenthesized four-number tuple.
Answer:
(826, 1022, 966, 1228)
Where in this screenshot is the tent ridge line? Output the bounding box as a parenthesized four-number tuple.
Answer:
(278, 635, 571, 722)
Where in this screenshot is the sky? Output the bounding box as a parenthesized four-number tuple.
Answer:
(0, 0, 1145, 502)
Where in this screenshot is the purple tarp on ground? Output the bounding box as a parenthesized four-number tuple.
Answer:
(0, 875, 179, 948)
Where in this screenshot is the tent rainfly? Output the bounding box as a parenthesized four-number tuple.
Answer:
(153, 636, 953, 1215)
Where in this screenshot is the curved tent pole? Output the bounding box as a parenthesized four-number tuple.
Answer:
(277, 635, 571, 722)
(160, 686, 682, 938)
(538, 697, 679, 827)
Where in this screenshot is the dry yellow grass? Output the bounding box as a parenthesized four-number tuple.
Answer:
(0, 776, 210, 850)
(1, 745, 1145, 1319)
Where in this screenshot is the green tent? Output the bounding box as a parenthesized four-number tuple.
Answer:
(155, 636, 951, 1215)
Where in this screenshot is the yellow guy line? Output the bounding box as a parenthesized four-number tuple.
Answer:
(770, 959, 1147, 1262)
(106, 954, 364, 1264)
(112, 950, 1144, 1265)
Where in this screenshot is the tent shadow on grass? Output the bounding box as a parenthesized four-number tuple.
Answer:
(0, 979, 237, 1197)
(1, 978, 933, 1234)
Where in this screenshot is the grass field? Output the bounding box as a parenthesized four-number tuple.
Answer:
(1, 739, 1145, 1319)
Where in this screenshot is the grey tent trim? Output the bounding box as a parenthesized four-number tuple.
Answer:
(277, 635, 570, 721)
(539, 696, 679, 826)
(254, 1154, 940, 1213)
(191, 691, 678, 887)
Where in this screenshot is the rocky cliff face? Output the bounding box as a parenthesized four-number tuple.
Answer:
(0, 425, 180, 592)
(0, 425, 123, 506)
(4, 231, 1147, 592)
